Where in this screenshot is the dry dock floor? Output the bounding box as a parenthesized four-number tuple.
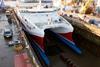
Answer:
(48, 33, 100, 67)
(0, 13, 100, 67)
(0, 13, 15, 67)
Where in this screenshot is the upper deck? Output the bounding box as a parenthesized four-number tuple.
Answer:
(18, 7, 60, 24)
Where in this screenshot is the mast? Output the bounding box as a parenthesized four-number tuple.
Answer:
(38, 0, 41, 9)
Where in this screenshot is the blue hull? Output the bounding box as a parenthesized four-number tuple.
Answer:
(45, 29, 82, 54)
(25, 31, 50, 67)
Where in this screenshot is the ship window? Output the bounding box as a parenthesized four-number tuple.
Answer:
(20, 8, 60, 13)
(33, 26, 35, 29)
(54, 20, 58, 23)
(24, 19, 27, 23)
(59, 19, 62, 21)
(41, 0, 52, 3)
(26, 24, 31, 30)
(20, 0, 38, 3)
(44, 5, 48, 8)
(25, 19, 27, 21)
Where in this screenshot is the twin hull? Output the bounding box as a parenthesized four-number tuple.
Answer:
(16, 10, 74, 50)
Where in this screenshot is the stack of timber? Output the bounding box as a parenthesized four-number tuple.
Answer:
(63, 15, 100, 56)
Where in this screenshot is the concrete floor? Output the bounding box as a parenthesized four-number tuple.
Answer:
(53, 45, 100, 67)
(0, 13, 15, 67)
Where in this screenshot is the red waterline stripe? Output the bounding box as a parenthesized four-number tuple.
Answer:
(31, 35, 44, 50)
(59, 32, 73, 42)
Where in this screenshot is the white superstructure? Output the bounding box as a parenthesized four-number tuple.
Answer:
(17, 8, 73, 37)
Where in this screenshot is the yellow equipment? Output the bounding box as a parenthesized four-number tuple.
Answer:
(14, 44, 23, 52)
(61, 0, 94, 14)
(79, 0, 94, 14)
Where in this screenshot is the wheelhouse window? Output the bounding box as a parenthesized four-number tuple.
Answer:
(20, 0, 39, 3)
(20, 8, 60, 13)
(41, 0, 52, 3)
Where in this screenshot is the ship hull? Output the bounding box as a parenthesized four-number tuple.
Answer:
(22, 22, 74, 50)
(15, 9, 74, 51)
